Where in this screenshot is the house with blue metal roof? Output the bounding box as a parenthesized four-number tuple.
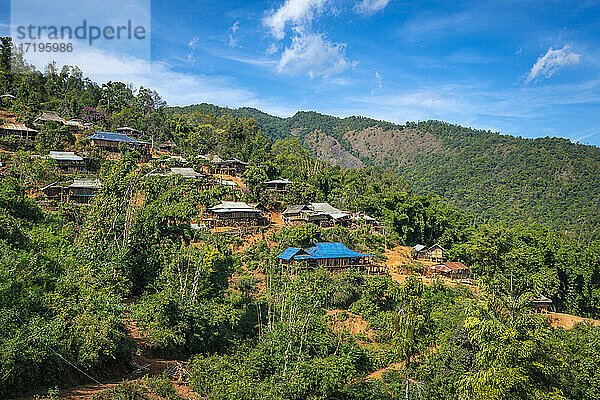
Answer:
(277, 242, 375, 271)
(88, 131, 151, 154)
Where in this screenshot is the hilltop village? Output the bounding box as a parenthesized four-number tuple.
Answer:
(1, 65, 600, 400)
(1, 108, 475, 283)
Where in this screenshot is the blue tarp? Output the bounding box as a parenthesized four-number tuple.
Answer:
(277, 242, 374, 261)
(88, 131, 137, 143)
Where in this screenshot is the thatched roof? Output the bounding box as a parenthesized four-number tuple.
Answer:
(36, 111, 66, 123)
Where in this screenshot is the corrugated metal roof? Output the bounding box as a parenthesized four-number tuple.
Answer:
(168, 167, 201, 178)
(278, 242, 374, 261)
(209, 201, 260, 213)
(309, 202, 343, 214)
(277, 247, 304, 260)
(117, 126, 140, 133)
(0, 122, 37, 132)
(305, 242, 374, 259)
(265, 178, 292, 184)
(225, 158, 248, 165)
(413, 244, 427, 252)
(39, 181, 61, 191)
(429, 244, 447, 252)
(88, 131, 137, 143)
(158, 156, 187, 163)
(432, 262, 468, 272)
(46, 151, 83, 161)
(213, 157, 248, 165)
(282, 205, 308, 214)
(65, 120, 85, 128)
(532, 295, 552, 304)
(68, 178, 102, 189)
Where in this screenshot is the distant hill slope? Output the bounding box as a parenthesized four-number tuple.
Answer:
(168, 104, 600, 231)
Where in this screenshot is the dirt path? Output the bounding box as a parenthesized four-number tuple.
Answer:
(325, 309, 409, 381)
(23, 304, 198, 400)
(366, 362, 405, 380)
(270, 211, 284, 226)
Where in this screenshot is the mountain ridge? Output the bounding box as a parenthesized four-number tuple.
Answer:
(168, 103, 600, 233)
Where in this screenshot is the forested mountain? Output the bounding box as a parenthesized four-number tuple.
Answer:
(169, 104, 600, 235)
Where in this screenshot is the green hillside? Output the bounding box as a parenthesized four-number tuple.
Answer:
(2, 40, 600, 400)
(169, 105, 600, 234)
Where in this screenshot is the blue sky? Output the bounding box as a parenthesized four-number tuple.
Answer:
(2, 0, 600, 146)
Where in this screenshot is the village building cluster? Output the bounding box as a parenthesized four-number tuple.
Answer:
(282, 202, 380, 230)
(0, 108, 502, 293)
(40, 178, 103, 204)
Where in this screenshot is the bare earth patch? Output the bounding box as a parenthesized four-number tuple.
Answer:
(547, 312, 600, 329)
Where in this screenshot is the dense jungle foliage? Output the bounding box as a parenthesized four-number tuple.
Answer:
(1, 39, 600, 399)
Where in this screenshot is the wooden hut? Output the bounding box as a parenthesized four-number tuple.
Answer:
(282, 203, 351, 226)
(309, 203, 351, 226)
(42, 151, 85, 173)
(88, 131, 137, 152)
(264, 178, 292, 194)
(39, 182, 64, 202)
(282, 205, 310, 224)
(158, 140, 177, 152)
(531, 295, 552, 313)
(429, 244, 447, 263)
(88, 131, 150, 155)
(413, 244, 429, 260)
(116, 126, 141, 138)
(0, 122, 38, 141)
(207, 201, 266, 227)
(277, 242, 375, 272)
(67, 178, 102, 204)
(212, 158, 248, 176)
(430, 262, 470, 280)
(35, 111, 66, 125)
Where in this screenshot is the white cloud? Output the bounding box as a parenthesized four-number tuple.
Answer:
(573, 129, 600, 143)
(188, 37, 199, 48)
(220, 53, 278, 67)
(227, 21, 241, 48)
(374, 71, 382, 89)
(262, 0, 327, 40)
(266, 43, 279, 55)
(354, 0, 390, 15)
(526, 46, 581, 82)
(277, 29, 355, 78)
(187, 36, 199, 63)
(263, 0, 353, 78)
